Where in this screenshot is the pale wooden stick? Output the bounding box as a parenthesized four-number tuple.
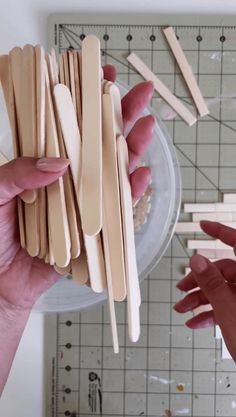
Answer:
(54, 84, 106, 291)
(45, 66, 71, 268)
(176, 222, 236, 233)
(68, 50, 76, 110)
(223, 193, 236, 203)
(188, 240, 232, 250)
(54, 263, 72, 275)
(81, 35, 102, 236)
(102, 205, 119, 353)
(35, 45, 47, 259)
(21, 45, 39, 257)
(163, 27, 209, 117)
(58, 54, 65, 84)
(47, 56, 81, 260)
(102, 92, 126, 301)
(8, 48, 36, 204)
(184, 203, 236, 213)
(127, 52, 196, 126)
(62, 51, 70, 88)
(117, 135, 140, 342)
(71, 251, 89, 285)
(192, 212, 233, 222)
(73, 50, 82, 134)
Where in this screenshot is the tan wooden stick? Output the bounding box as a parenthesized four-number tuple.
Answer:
(127, 52, 196, 126)
(163, 27, 209, 117)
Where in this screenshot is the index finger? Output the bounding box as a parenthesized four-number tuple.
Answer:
(201, 220, 236, 252)
(121, 81, 154, 130)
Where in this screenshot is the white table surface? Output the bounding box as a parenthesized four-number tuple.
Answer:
(0, 2, 236, 416)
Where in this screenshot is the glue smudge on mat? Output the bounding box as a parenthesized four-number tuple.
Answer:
(176, 383, 185, 392)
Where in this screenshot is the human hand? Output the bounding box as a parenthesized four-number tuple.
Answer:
(174, 220, 236, 361)
(0, 67, 154, 312)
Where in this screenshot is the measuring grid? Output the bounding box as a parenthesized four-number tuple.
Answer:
(45, 15, 236, 417)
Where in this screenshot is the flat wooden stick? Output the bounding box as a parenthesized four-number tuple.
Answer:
(102, 206, 119, 353)
(187, 240, 232, 250)
(223, 193, 236, 203)
(71, 250, 89, 285)
(35, 45, 47, 259)
(127, 52, 196, 126)
(192, 212, 233, 222)
(81, 35, 102, 236)
(68, 50, 76, 110)
(54, 84, 106, 292)
(8, 48, 36, 204)
(47, 56, 81, 260)
(54, 263, 72, 275)
(45, 66, 71, 268)
(58, 54, 65, 84)
(163, 27, 209, 117)
(73, 51, 82, 134)
(117, 135, 140, 342)
(21, 45, 39, 257)
(184, 203, 236, 213)
(176, 222, 236, 233)
(62, 51, 70, 89)
(102, 92, 126, 301)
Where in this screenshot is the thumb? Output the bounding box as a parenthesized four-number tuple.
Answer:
(0, 157, 69, 205)
(190, 254, 236, 360)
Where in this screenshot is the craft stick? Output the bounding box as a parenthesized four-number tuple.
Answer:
(81, 35, 102, 236)
(50, 48, 59, 83)
(163, 27, 209, 117)
(71, 250, 89, 285)
(73, 50, 82, 134)
(187, 240, 232, 250)
(58, 54, 65, 84)
(54, 263, 72, 276)
(45, 67, 71, 268)
(54, 83, 106, 292)
(102, 92, 126, 301)
(63, 51, 70, 89)
(223, 193, 236, 203)
(102, 205, 119, 353)
(104, 82, 123, 135)
(184, 203, 236, 213)
(35, 46, 47, 259)
(47, 56, 81, 260)
(117, 135, 140, 342)
(127, 52, 196, 126)
(68, 50, 76, 110)
(8, 48, 36, 204)
(176, 222, 236, 233)
(192, 212, 233, 222)
(21, 45, 39, 256)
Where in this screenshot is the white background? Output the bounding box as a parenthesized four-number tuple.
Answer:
(0, 1, 236, 416)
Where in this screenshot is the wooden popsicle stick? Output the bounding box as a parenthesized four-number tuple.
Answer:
(63, 51, 70, 89)
(71, 250, 89, 285)
(35, 45, 47, 259)
(176, 222, 236, 233)
(45, 66, 71, 268)
(192, 212, 233, 222)
(50, 48, 59, 83)
(127, 52, 196, 126)
(73, 51, 82, 134)
(81, 35, 102, 236)
(184, 203, 236, 213)
(54, 83, 106, 292)
(117, 135, 140, 342)
(54, 263, 72, 275)
(8, 48, 36, 204)
(58, 54, 65, 84)
(104, 82, 123, 135)
(187, 239, 232, 250)
(163, 27, 209, 117)
(102, 206, 119, 353)
(68, 50, 76, 110)
(102, 92, 126, 301)
(196, 249, 216, 258)
(21, 45, 39, 257)
(223, 193, 236, 203)
(46, 55, 81, 260)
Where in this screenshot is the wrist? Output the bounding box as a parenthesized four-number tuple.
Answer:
(0, 297, 31, 323)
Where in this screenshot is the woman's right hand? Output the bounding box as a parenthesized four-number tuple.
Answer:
(174, 221, 236, 362)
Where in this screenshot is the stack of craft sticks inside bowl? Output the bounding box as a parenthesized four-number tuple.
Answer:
(0, 35, 141, 352)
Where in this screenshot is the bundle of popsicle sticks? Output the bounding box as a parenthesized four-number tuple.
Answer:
(0, 35, 141, 353)
(176, 193, 236, 275)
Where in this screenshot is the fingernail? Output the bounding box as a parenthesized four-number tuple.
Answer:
(36, 158, 70, 173)
(191, 255, 208, 274)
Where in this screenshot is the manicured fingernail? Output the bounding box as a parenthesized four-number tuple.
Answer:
(191, 255, 208, 274)
(36, 158, 70, 172)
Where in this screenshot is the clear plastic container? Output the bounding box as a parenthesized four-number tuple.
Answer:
(0, 82, 181, 313)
